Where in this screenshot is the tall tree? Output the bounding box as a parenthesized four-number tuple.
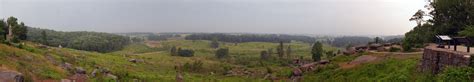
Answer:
(409, 10, 426, 27)
(311, 42, 323, 62)
(374, 37, 382, 44)
(260, 51, 269, 60)
(0, 20, 6, 40)
(286, 45, 292, 59)
(170, 46, 177, 56)
(276, 41, 285, 59)
(41, 30, 48, 45)
(6, 17, 18, 42)
(210, 38, 219, 48)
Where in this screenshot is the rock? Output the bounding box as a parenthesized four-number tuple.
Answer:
(0, 71, 23, 82)
(38, 44, 49, 49)
(61, 62, 74, 71)
(106, 74, 118, 79)
(318, 60, 330, 64)
(90, 69, 98, 77)
(75, 67, 86, 74)
(128, 59, 144, 63)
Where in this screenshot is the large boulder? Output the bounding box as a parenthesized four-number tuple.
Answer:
(0, 71, 23, 82)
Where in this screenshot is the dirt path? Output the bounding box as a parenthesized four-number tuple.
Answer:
(339, 55, 378, 69)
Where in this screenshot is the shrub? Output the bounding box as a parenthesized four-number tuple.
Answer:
(215, 48, 229, 59)
(183, 60, 203, 72)
(389, 47, 401, 52)
(437, 67, 474, 81)
(177, 49, 194, 57)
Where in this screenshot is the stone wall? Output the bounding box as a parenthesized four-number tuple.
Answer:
(419, 45, 472, 74)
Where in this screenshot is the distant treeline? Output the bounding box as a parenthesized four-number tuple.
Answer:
(331, 36, 372, 47)
(185, 33, 316, 43)
(28, 28, 130, 52)
(330, 36, 403, 47)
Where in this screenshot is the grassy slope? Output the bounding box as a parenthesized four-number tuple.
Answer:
(2, 40, 440, 81)
(0, 40, 337, 81)
(303, 53, 435, 81)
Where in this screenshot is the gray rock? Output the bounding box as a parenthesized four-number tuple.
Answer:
(0, 71, 23, 82)
(75, 67, 86, 74)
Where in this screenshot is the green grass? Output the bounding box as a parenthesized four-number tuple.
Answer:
(303, 53, 436, 81)
(1, 40, 450, 81)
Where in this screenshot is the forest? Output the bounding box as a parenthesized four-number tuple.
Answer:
(27, 28, 130, 52)
(185, 33, 316, 43)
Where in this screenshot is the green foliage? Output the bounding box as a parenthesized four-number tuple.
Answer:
(325, 50, 335, 59)
(215, 48, 229, 59)
(183, 60, 204, 72)
(177, 48, 194, 57)
(276, 41, 284, 58)
(311, 42, 323, 61)
(260, 51, 269, 60)
(286, 45, 292, 59)
(438, 67, 474, 81)
(305, 56, 430, 81)
(404, 0, 474, 50)
(403, 24, 435, 51)
(27, 28, 130, 52)
(389, 47, 401, 52)
(170, 46, 177, 56)
(210, 38, 219, 48)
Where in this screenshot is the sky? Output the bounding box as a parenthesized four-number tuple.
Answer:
(0, 0, 427, 35)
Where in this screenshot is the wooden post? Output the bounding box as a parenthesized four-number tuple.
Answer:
(454, 45, 457, 51)
(448, 41, 450, 49)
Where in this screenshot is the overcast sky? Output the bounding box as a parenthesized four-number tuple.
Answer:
(0, 0, 426, 35)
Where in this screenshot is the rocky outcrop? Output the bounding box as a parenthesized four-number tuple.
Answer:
(419, 45, 472, 74)
(0, 70, 23, 82)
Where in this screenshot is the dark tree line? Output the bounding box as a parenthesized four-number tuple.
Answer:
(331, 36, 372, 47)
(27, 28, 130, 52)
(185, 33, 316, 43)
(147, 34, 178, 41)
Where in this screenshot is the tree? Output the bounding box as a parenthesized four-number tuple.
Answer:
(276, 41, 285, 59)
(41, 30, 48, 45)
(17, 22, 28, 40)
(0, 20, 6, 40)
(311, 42, 323, 62)
(260, 51, 269, 60)
(210, 38, 219, 48)
(177, 49, 194, 57)
(325, 50, 335, 59)
(409, 10, 426, 27)
(374, 37, 382, 44)
(6, 17, 18, 42)
(170, 46, 177, 56)
(267, 48, 273, 57)
(286, 45, 292, 59)
(215, 48, 229, 59)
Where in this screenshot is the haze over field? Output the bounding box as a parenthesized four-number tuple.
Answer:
(1, 0, 425, 35)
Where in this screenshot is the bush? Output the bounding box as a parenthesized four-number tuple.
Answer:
(177, 49, 194, 57)
(183, 60, 203, 72)
(437, 67, 474, 81)
(215, 48, 229, 59)
(389, 47, 401, 52)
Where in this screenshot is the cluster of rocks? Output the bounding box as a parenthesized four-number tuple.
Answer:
(344, 43, 401, 55)
(59, 62, 118, 81)
(419, 45, 471, 74)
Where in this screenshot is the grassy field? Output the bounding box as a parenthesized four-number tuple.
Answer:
(0, 40, 339, 81)
(2, 40, 465, 81)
